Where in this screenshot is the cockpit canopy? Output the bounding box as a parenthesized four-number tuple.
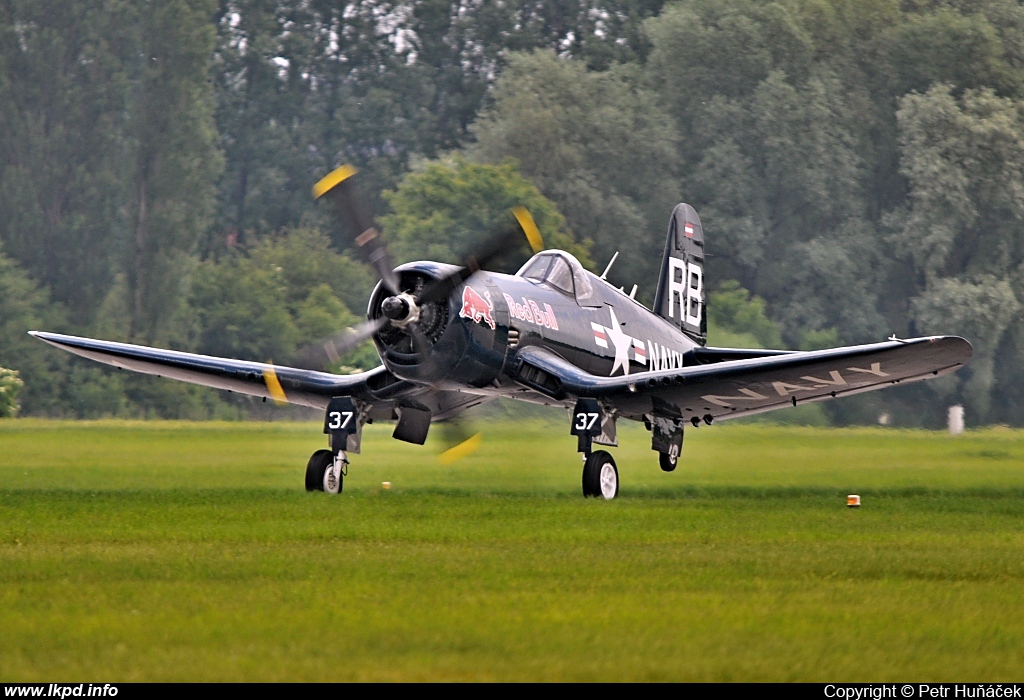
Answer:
(516, 250, 598, 305)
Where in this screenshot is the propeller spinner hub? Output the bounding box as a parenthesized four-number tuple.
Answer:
(381, 292, 420, 328)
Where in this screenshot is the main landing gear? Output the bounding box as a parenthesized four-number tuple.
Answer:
(651, 416, 684, 473)
(569, 400, 694, 499)
(305, 448, 347, 494)
(582, 450, 619, 499)
(571, 398, 620, 500)
(307, 396, 363, 495)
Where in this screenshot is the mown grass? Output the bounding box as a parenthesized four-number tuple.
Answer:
(1, 419, 1023, 681)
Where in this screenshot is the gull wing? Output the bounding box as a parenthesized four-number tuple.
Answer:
(512, 336, 972, 420)
(29, 331, 404, 411)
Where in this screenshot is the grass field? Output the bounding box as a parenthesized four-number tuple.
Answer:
(2, 418, 1024, 681)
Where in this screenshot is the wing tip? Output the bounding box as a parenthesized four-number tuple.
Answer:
(933, 335, 973, 362)
(29, 331, 86, 349)
(28, 330, 58, 343)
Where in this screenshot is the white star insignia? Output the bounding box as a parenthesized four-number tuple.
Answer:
(605, 308, 632, 377)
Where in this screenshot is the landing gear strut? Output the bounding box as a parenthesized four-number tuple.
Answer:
(571, 398, 619, 499)
(307, 396, 363, 495)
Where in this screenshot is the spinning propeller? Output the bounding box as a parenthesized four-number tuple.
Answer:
(302, 164, 544, 460)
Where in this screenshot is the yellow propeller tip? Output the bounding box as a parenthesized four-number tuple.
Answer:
(513, 207, 544, 253)
(312, 164, 357, 200)
(262, 366, 288, 405)
(438, 432, 482, 465)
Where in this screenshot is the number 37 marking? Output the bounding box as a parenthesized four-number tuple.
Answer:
(328, 411, 353, 430)
(575, 412, 599, 431)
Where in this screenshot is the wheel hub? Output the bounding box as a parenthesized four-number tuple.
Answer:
(599, 463, 617, 499)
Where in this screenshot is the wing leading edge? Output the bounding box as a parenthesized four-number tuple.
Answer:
(28, 331, 400, 410)
(32, 331, 972, 424)
(513, 336, 972, 421)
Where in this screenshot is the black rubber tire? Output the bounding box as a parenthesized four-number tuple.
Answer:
(305, 449, 333, 492)
(582, 456, 598, 497)
(659, 451, 678, 472)
(582, 450, 618, 499)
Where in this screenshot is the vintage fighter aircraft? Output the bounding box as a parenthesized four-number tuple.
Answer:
(31, 165, 973, 499)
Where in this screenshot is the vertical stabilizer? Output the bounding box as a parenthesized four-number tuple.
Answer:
(653, 204, 706, 345)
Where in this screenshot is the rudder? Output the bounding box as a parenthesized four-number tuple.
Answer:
(652, 203, 706, 345)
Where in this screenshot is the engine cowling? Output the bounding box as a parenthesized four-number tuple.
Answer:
(367, 262, 509, 387)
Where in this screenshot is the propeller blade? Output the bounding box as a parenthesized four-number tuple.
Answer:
(310, 169, 543, 377)
(406, 322, 439, 378)
(292, 317, 386, 371)
(313, 165, 401, 295)
(513, 206, 544, 253)
(436, 419, 483, 465)
(416, 209, 538, 306)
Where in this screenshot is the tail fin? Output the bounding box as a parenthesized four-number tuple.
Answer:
(653, 203, 706, 345)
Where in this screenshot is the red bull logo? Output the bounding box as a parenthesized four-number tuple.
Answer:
(503, 293, 559, 330)
(460, 286, 496, 330)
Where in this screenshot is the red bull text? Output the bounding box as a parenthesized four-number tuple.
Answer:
(503, 293, 559, 330)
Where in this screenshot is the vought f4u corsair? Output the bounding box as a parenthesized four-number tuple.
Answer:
(32, 166, 973, 499)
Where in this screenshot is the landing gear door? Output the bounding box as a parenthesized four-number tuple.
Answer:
(571, 398, 616, 452)
(324, 397, 364, 454)
(651, 416, 683, 460)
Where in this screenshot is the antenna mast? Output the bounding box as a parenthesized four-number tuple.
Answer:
(600, 251, 619, 280)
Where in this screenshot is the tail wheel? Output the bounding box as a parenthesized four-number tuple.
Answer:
(659, 451, 678, 472)
(305, 449, 333, 492)
(582, 450, 619, 500)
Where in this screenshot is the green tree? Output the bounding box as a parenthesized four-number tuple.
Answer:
(190, 252, 301, 362)
(643, 0, 895, 347)
(0, 245, 63, 414)
(207, 1, 670, 256)
(210, 1, 335, 247)
(129, 0, 223, 341)
(0, 244, 130, 417)
(0, 367, 24, 418)
(912, 276, 1019, 421)
(885, 8, 1022, 100)
(472, 51, 677, 294)
(888, 85, 1024, 421)
(191, 228, 378, 369)
(709, 280, 782, 348)
(889, 86, 1024, 286)
(381, 156, 590, 271)
(645, 0, 818, 160)
(247, 228, 376, 320)
(0, 0, 135, 324)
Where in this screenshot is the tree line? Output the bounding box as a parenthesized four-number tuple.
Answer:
(2, 0, 1024, 427)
